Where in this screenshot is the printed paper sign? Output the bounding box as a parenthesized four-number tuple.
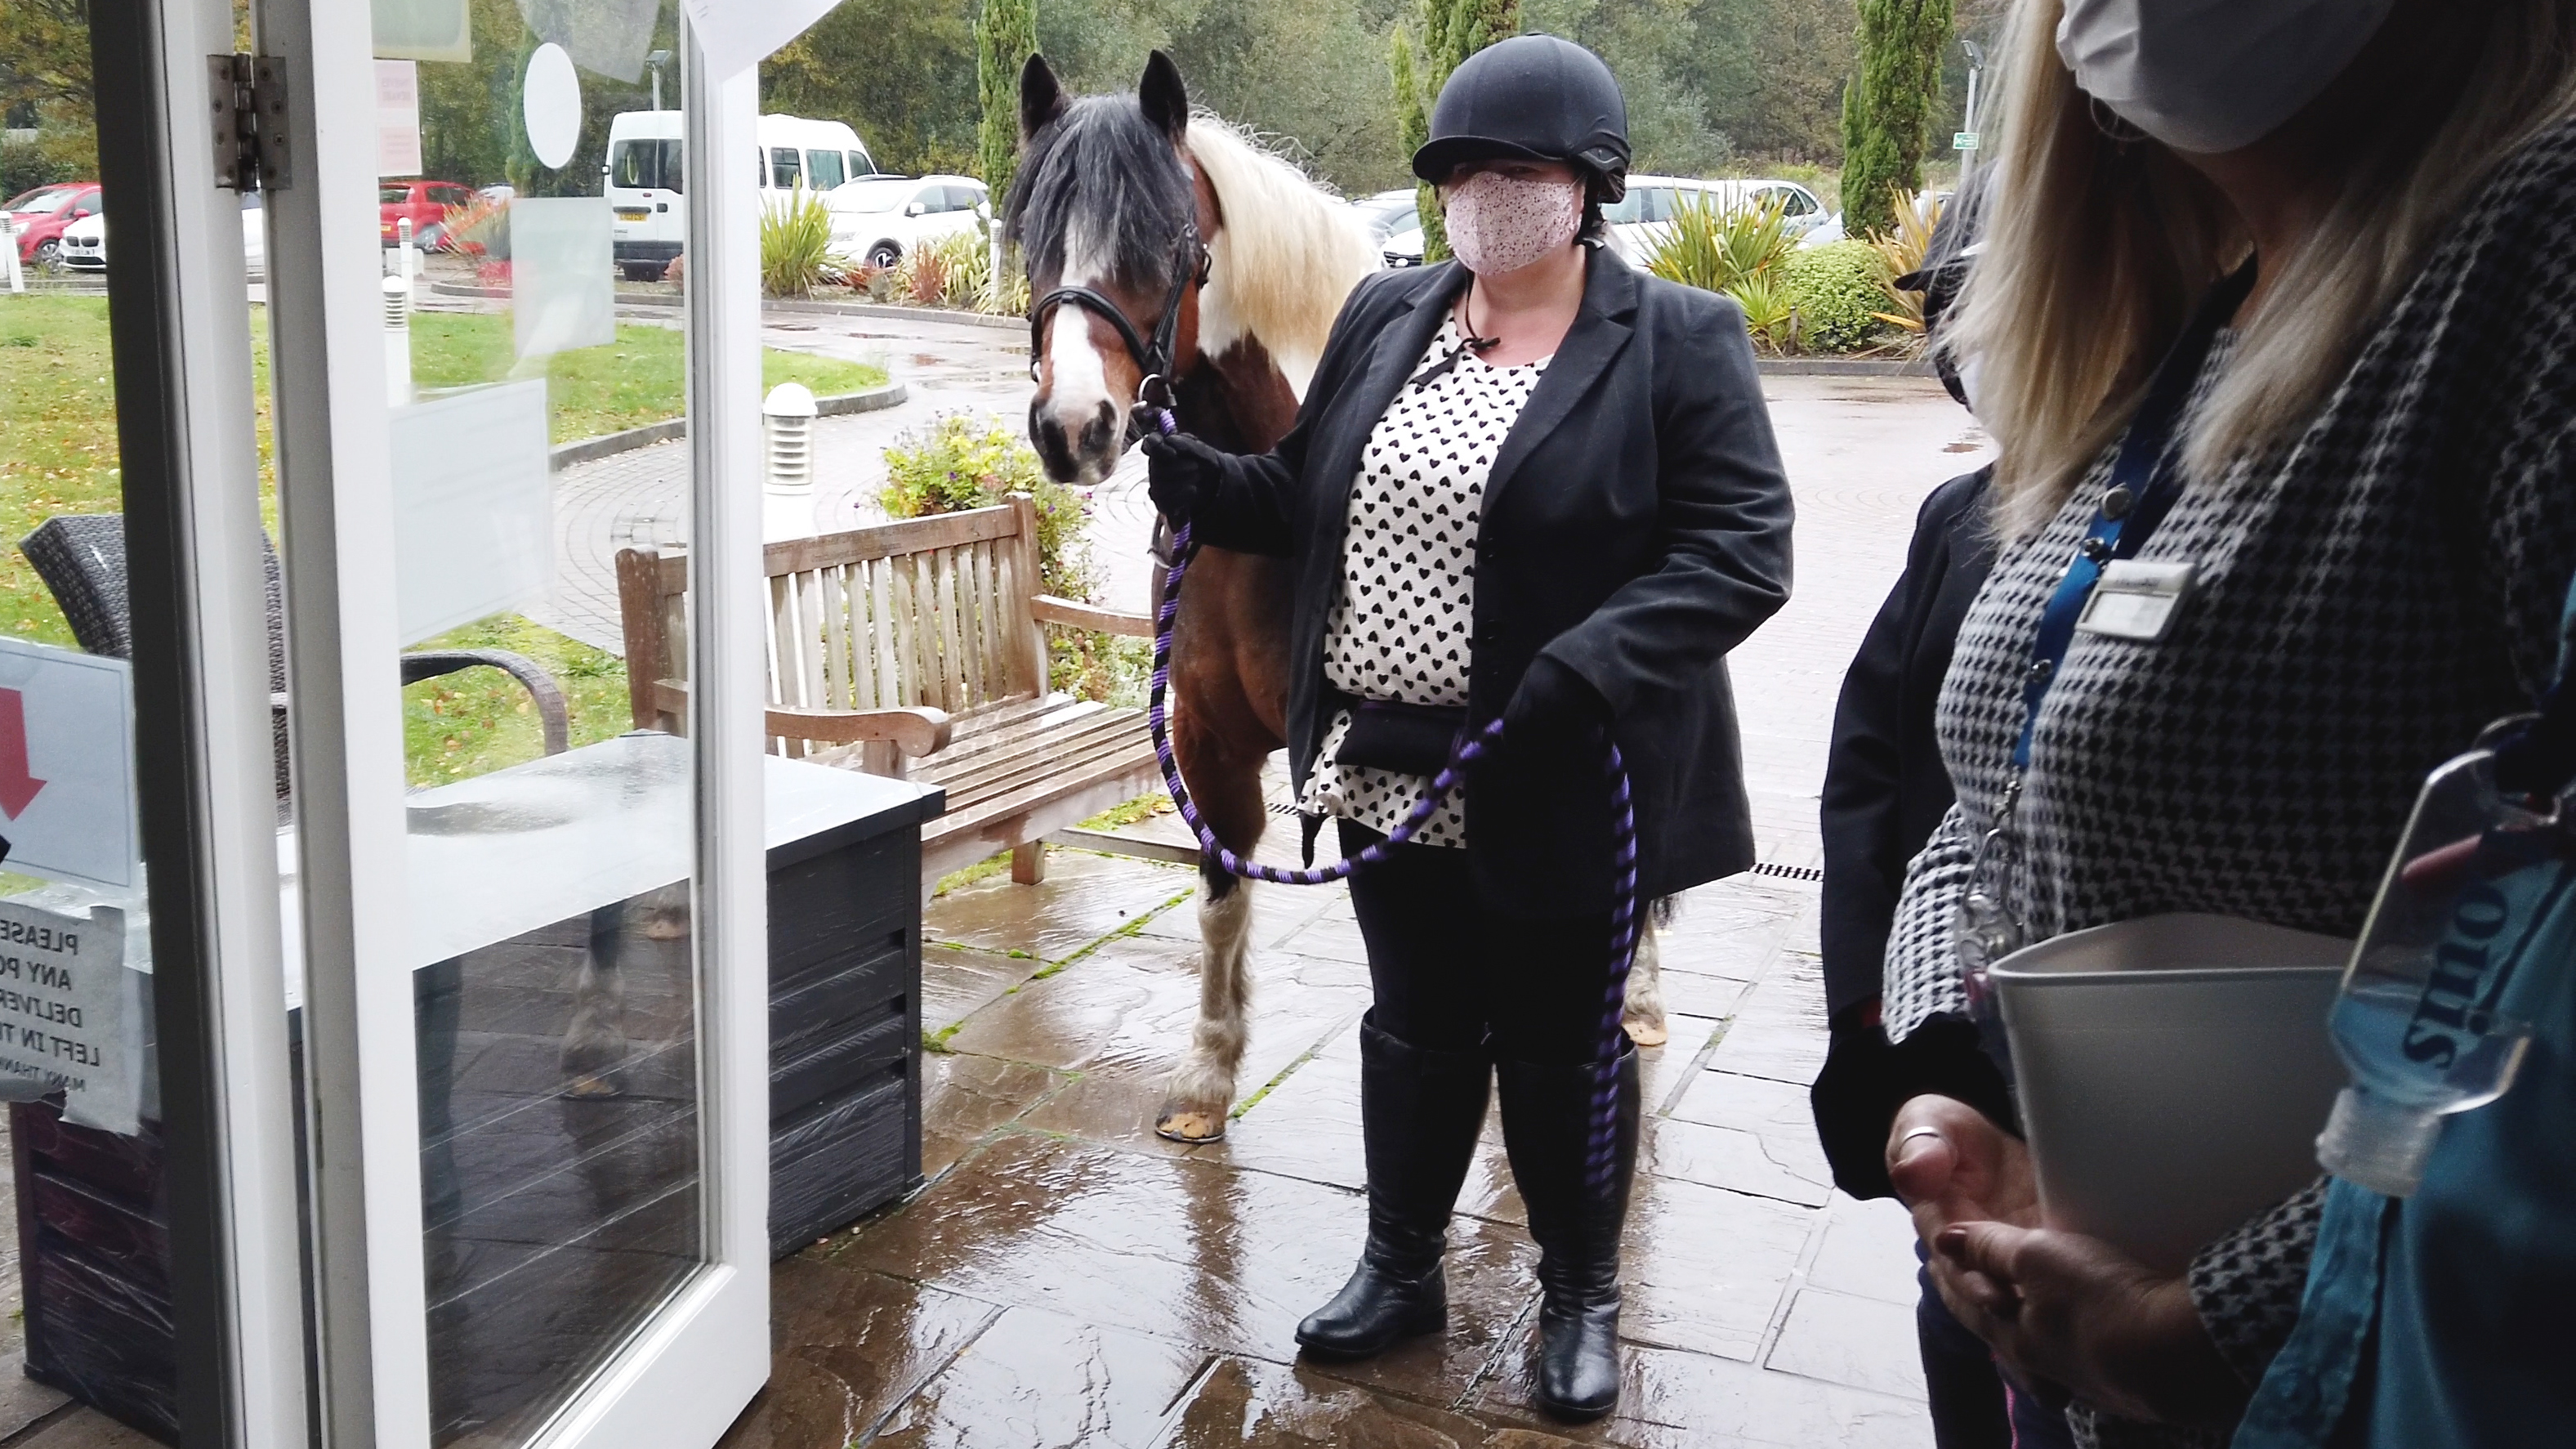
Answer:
(0, 639, 135, 890)
(377, 60, 425, 177)
(391, 379, 554, 643)
(0, 901, 143, 1135)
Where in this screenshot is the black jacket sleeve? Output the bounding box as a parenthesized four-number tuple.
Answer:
(1542, 294, 1793, 715)
(1818, 528, 1922, 1019)
(1809, 467, 2014, 1199)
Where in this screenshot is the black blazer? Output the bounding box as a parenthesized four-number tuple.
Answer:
(1816, 467, 1996, 1016)
(1807, 466, 2013, 1200)
(1192, 246, 1794, 915)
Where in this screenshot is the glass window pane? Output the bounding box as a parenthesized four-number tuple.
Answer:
(770, 145, 801, 190)
(372, 3, 703, 1442)
(609, 141, 650, 190)
(805, 148, 844, 190)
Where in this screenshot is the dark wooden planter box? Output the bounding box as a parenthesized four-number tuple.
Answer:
(11, 763, 936, 1444)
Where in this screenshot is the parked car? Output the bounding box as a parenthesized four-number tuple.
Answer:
(825, 174, 988, 271)
(4, 181, 102, 268)
(380, 179, 475, 249)
(1603, 175, 1830, 262)
(38, 193, 266, 277)
(1382, 222, 1423, 267)
(605, 110, 882, 280)
(1347, 187, 1421, 242)
(56, 211, 105, 271)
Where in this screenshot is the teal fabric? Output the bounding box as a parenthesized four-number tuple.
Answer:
(2233, 580, 2576, 1449)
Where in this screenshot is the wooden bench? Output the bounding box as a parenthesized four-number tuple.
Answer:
(616, 496, 1162, 887)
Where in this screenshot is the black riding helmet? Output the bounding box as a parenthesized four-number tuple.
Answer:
(1412, 34, 1631, 203)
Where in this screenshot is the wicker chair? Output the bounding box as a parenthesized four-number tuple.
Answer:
(19, 515, 570, 805)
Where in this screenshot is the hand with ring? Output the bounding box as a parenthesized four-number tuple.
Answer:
(1886, 1095, 2245, 1427)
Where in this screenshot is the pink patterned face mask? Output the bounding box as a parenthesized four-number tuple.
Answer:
(1443, 169, 1583, 277)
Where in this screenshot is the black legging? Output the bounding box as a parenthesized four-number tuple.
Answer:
(1338, 821, 1618, 1066)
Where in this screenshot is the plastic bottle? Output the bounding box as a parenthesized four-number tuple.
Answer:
(2317, 745, 2566, 1196)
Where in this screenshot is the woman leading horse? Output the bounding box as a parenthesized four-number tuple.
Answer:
(1142, 35, 1793, 1421)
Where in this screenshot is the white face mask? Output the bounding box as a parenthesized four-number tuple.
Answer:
(2056, 0, 2397, 155)
(1443, 170, 1584, 277)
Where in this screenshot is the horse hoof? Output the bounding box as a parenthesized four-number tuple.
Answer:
(1154, 1103, 1228, 1143)
(1622, 1017, 1669, 1049)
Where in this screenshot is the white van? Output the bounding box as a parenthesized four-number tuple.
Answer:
(605, 111, 880, 280)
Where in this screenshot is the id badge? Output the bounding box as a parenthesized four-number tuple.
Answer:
(2078, 560, 2197, 642)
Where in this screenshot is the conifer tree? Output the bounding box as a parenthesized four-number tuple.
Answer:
(977, 0, 1038, 208)
(1839, 0, 1951, 239)
(1391, 0, 1520, 262)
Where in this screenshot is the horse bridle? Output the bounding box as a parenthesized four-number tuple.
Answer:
(1027, 226, 1212, 436)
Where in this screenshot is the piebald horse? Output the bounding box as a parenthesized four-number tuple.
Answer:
(1009, 51, 1667, 1143)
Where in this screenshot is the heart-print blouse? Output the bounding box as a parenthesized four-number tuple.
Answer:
(1300, 315, 1550, 848)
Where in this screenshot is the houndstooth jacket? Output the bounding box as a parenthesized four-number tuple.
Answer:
(1883, 119, 2576, 1442)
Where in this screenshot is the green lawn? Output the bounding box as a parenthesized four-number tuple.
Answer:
(0, 293, 886, 786)
(407, 311, 888, 444)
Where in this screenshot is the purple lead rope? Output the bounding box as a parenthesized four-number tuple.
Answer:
(1138, 398, 1641, 1187)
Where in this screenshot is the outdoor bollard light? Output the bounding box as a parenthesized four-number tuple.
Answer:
(395, 216, 421, 299)
(763, 382, 818, 495)
(2, 217, 20, 294)
(382, 274, 413, 406)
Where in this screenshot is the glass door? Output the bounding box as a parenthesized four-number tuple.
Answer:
(255, 1, 770, 1445)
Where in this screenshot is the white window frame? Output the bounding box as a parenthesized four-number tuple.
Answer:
(256, 3, 770, 1443)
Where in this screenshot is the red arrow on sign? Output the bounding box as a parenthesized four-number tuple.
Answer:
(0, 690, 47, 820)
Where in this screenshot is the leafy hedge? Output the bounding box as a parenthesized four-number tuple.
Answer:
(1784, 241, 1889, 355)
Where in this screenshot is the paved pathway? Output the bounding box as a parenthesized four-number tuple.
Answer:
(707, 341, 1994, 1447)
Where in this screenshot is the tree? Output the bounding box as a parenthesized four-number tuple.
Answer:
(0, 0, 89, 117)
(1395, 0, 1520, 262)
(766, 0, 981, 178)
(1838, 0, 1949, 238)
(1038, 0, 1410, 195)
(978, 0, 1038, 205)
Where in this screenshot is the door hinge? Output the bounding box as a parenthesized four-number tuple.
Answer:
(209, 54, 291, 192)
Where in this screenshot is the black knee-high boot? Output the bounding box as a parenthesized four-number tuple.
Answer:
(1498, 1042, 1639, 1421)
(1295, 1016, 1492, 1358)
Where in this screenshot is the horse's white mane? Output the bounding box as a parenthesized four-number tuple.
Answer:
(1185, 115, 1382, 398)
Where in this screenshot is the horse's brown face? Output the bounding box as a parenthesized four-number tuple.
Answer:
(1027, 274, 1202, 486)
(1014, 51, 1210, 486)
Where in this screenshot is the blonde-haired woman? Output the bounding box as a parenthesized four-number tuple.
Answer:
(1877, 0, 2576, 1444)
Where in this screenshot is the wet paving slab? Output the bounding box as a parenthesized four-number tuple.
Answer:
(719, 843, 1933, 1447)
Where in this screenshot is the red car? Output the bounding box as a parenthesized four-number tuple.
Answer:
(379, 179, 476, 248)
(4, 182, 101, 267)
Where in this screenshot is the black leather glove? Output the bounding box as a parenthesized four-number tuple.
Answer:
(1141, 432, 1228, 525)
(1502, 654, 1609, 754)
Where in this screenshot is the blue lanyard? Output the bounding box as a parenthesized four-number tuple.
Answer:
(2011, 264, 2256, 771)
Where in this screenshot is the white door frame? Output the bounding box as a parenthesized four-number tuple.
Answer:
(255, 2, 770, 1442)
(86, 0, 308, 1442)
